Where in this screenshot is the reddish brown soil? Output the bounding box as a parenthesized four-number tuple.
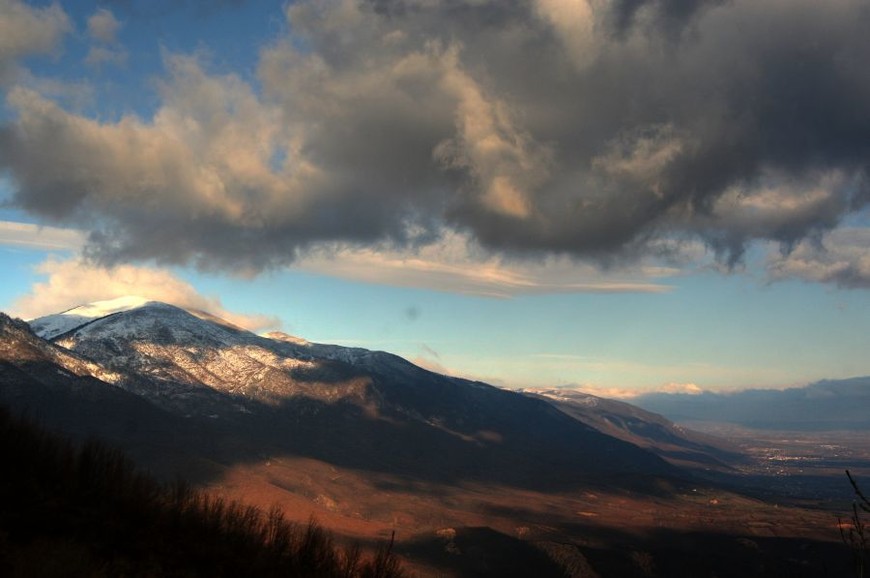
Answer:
(200, 455, 846, 577)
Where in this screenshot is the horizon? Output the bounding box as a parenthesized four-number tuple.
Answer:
(14, 292, 869, 400)
(2, 0, 869, 395)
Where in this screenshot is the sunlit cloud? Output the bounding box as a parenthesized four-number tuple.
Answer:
(0, 0, 70, 84)
(84, 7, 126, 68)
(86, 8, 121, 44)
(11, 255, 278, 332)
(660, 382, 704, 395)
(766, 227, 870, 289)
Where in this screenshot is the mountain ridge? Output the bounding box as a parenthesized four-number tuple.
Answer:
(522, 388, 744, 471)
(22, 298, 684, 490)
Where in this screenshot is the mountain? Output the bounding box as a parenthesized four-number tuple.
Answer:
(633, 377, 870, 431)
(0, 310, 217, 479)
(1, 309, 150, 433)
(522, 388, 743, 471)
(3, 299, 853, 577)
(26, 297, 680, 490)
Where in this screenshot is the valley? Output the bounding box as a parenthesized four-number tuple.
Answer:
(201, 455, 850, 577)
(689, 424, 870, 504)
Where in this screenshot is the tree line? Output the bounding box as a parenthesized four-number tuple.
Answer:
(0, 404, 406, 577)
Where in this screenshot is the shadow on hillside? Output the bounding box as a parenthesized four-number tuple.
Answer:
(0, 405, 407, 578)
(1, 356, 688, 496)
(395, 524, 852, 578)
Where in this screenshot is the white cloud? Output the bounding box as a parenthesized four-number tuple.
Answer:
(87, 8, 120, 44)
(533, 0, 598, 70)
(84, 8, 126, 68)
(766, 227, 870, 288)
(11, 255, 279, 331)
(14, 71, 95, 111)
(563, 385, 647, 400)
(553, 382, 703, 399)
(659, 382, 704, 395)
(0, 0, 70, 83)
(85, 45, 127, 68)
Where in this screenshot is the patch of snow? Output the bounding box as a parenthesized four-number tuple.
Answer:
(30, 314, 92, 340)
(528, 389, 600, 407)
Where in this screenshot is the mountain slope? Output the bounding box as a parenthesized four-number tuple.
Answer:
(29, 298, 681, 490)
(0, 311, 205, 476)
(523, 388, 743, 471)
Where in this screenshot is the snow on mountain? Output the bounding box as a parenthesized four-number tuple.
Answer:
(29, 295, 156, 340)
(36, 299, 369, 413)
(1, 312, 123, 385)
(16, 296, 682, 486)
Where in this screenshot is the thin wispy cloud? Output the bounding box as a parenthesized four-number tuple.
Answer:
(0, 220, 85, 251)
(295, 232, 678, 297)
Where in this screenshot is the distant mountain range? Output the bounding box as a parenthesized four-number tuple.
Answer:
(633, 377, 870, 430)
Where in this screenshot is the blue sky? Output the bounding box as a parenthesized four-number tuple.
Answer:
(1, 0, 869, 394)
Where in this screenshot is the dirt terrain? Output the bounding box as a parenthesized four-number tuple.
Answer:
(198, 437, 861, 577)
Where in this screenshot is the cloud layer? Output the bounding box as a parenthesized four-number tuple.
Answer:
(2, 0, 870, 279)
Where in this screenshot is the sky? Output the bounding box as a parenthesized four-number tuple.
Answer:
(1, 0, 869, 395)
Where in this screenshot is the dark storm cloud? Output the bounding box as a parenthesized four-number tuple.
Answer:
(2, 0, 870, 275)
(606, 0, 727, 37)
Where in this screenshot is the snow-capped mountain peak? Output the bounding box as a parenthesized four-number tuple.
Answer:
(63, 295, 155, 318)
(29, 295, 159, 340)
